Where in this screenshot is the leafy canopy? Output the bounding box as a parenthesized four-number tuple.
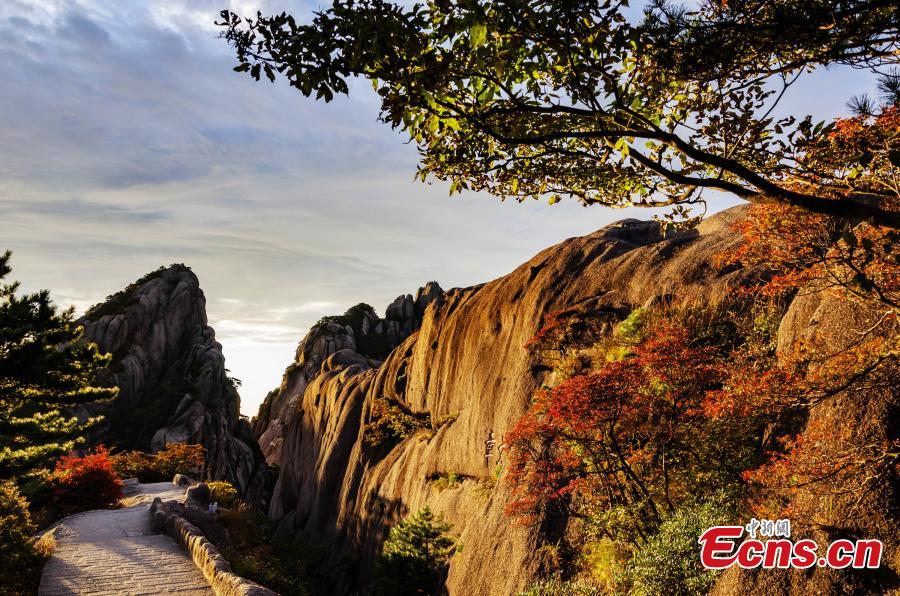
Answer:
(0, 251, 116, 480)
(219, 0, 900, 227)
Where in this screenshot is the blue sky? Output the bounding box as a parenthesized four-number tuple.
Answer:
(0, 1, 875, 415)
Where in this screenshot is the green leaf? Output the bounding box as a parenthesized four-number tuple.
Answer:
(470, 24, 487, 48)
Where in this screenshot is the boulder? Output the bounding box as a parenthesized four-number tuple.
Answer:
(185, 483, 211, 509)
(173, 474, 196, 488)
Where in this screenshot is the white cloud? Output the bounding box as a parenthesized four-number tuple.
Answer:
(0, 0, 793, 414)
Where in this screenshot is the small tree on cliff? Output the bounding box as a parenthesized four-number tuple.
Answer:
(219, 0, 899, 228)
(0, 251, 116, 480)
(374, 506, 456, 595)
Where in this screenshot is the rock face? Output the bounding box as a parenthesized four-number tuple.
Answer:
(252, 284, 445, 464)
(261, 207, 759, 594)
(79, 265, 267, 504)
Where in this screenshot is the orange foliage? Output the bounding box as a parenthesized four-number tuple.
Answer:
(111, 442, 205, 482)
(725, 105, 899, 308)
(524, 308, 607, 355)
(742, 420, 900, 521)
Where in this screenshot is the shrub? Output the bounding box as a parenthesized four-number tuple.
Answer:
(208, 481, 239, 508)
(18, 474, 58, 529)
(627, 494, 737, 596)
(153, 443, 205, 479)
(50, 446, 123, 515)
(111, 450, 158, 481)
(0, 480, 47, 594)
(111, 443, 205, 483)
(518, 576, 602, 596)
(364, 397, 431, 447)
(578, 538, 628, 592)
(214, 504, 333, 595)
(428, 471, 471, 492)
(505, 322, 727, 530)
(373, 506, 456, 595)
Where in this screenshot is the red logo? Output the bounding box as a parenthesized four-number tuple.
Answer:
(699, 523, 882, 570)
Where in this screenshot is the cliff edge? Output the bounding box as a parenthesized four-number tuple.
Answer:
(78, 265, 268, 503)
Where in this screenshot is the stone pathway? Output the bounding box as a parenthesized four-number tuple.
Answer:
(38, 482, 213, 595)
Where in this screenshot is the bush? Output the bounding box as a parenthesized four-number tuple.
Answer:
(111, 450, 158, 481)
(18, 474, 58, 530)
(214, 504, 333, 595)
(50, 446, 123, 515)
(208, 481, 239, 508)
(364, 397, 431, 447)
(0, 480, 47, 595)
(518, 576, 602, 596)
(374, 506, 456, 595)
(627, 493, 737, 596)
(153, 443, 205, 479)
(111, 443, 205, 483)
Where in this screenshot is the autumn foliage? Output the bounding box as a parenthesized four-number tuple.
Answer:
(111, 442, 205, 482)
(727, 106, 899, 309)
(743, 420, 900, 521)
(709, 103, 900, 529)
(524, 308, 608, 356)
(50, 446, 123, 515)
(507, 322, 741, 539)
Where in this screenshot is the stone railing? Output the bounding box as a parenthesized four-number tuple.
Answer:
(150, 498, 277, 596)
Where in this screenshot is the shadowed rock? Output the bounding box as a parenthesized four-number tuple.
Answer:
(78, 265, 268, 505)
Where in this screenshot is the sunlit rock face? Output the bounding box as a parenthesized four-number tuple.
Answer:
(251, 282, 445, 465)
(262, 207, 759, 594)
(78, 264, 267, 505)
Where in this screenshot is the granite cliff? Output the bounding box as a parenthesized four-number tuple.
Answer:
(78, 265, 268, 503)
(253, 283, 444, 465)
(255, 205, 898, 594)
(256, 207, 757, 593)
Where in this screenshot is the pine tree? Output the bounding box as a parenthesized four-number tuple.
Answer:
(374, 505, 456, 595)
(0, 251, 116, 480)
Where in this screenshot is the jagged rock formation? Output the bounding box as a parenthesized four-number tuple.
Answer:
(260, 207, 762, 594)
(78, 265, 267, 504)
(252, 283, 444, 464)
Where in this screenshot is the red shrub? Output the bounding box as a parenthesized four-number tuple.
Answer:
(51, 446, 123, 515)
(506, 323, 726, 531)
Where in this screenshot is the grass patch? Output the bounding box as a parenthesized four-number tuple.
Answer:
(427, 471, 474, 491)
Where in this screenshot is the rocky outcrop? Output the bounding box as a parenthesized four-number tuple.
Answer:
(263, 207, 759, 594)
(79, 265, 267, 504)
(252, 284, 444, 464)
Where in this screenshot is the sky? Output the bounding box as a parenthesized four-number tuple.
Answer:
(0, 0, 876, 415)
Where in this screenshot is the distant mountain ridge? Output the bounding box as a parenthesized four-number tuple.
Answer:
(252, 282, 444, 465)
